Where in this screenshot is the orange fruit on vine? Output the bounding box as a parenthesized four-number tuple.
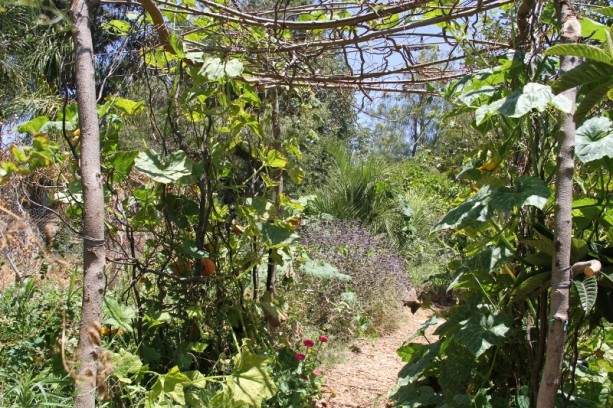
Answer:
(201, 258, 216, 277)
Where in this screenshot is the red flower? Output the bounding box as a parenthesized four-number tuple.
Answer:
(303, 339, 315, 347)
(295, 352, 306, 361)
(318, 335, 329, 343)
(312, 369, 322, 376)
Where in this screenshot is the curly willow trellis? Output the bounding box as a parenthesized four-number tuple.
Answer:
(99, 0, 541, 94)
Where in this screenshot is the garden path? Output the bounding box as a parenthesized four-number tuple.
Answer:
(320, 307, 441, 408)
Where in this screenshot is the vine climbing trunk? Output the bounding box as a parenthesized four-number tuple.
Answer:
(70, 0, 106, 406)
(536, 0, 581, 406)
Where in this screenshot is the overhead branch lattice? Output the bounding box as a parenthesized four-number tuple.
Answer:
(118, 0, 518, 93)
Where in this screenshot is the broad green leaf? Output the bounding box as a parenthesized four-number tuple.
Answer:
(475, 83, 569, 124)
(301, 259, 351, 281)
(454, 312, 512, 357)
(146, 366, 190, 406)
(111, 349, 144, 384)
(38, 120, 77, 133)
(135, 150, 193, 184)
(575, 116, 613, 163)
(18, 116, 49, 135)
(111, 96, 145, 115)
(512, 271, 550, 300)
(265, 149, 287, 168)
(10, 146, 27, 163)
(394, 342, 440, 386)
(259, 222, 294, 247)
(575, 79, 613, 122)
(168, 33, 186, 59)
(489, 176, 550, 212)
(396, 342, 428, 363)
(581, 17, 609, 43)
(102, 19, 131, 35)
(433, 177, 549, 231)
(184, 370, 207, 389)
(595, 6, 613, 17)
(226, 349, 277, 408)
(438, 341, 478, 397)
(199, 57, 243, 80)
(224, 59, 244, 77)
(109, 151, 139, 180)
(545, 44, 613, 65)
(389, 384, 443, 407)
(554, 61, 613, 94)
(103, 296, 135, 333)
(574, 277, 598, 312)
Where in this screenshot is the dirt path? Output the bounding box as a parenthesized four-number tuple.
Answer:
(320, 308, 440, 408)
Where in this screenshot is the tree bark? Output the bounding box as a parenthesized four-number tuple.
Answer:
(70, 0, 106, 406)
(536, 1, 581, 406)
(266, 88, 283, 299)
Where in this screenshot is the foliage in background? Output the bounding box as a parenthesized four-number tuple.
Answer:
(310, 144, 411, 245)
(296, 217, 409, 338)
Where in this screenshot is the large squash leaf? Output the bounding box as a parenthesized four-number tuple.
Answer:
(226, 348, 277, 407)
(135, 149, 193, 184)
(576, 117, 613, 163)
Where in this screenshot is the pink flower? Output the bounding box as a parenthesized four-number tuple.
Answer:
(312, 369, 322, 376)
(295, 352, 306, 361)
(303, 339, 315, 347)
(318, 335, 329, 343)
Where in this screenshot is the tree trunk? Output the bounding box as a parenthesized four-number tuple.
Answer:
(70, 0, 106, 406)
(266, 88, 283, 299)
(536, 1, 581, 406)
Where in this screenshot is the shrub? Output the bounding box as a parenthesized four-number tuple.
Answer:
(294, 217, 410, 339)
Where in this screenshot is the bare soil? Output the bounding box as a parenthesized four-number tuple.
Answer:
(320, 307, 441, 408)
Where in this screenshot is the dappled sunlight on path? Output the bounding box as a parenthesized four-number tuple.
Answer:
(320, 308, 441, 407)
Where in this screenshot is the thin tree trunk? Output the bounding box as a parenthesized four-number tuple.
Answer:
(536, 1, 581, 405)
(266, 88, 283, 299)
(70, 0, 106, 406)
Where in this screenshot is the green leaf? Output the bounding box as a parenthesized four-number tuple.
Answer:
(102, 19, 131, 35)
(259, 222, 294, 247)
(135, 150, 193, 184)
(199, 57, 243, 80)
(265, 149, 288, 168)
(433, 177, 549, 231)
(103, 296, 135, 333)
(454, 311, 512, 357)
(512, 271, 550, 300)
(10, 146, 27, 163)
(581, 17, 609, 42)
(489, 176, 550, 212)
(575, 79, 613, 122)
(111, 349, 145, 384)
(389, 385, 443, 407)
(147, 366, 191, 406)
(595, 6, 613, 17)
(574, 277, 598, 313)
(554, 61, 613, 94)
(111, 96, 145, 115)
(224, 59, 244, 77)
(545, 44, 613, 64)
(394, 342, 440, 386)
(226, 349, 277, 408)
(18, 116, 50, 135)
(475, 83, 569, 124)
(575, 116, 613, 163)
